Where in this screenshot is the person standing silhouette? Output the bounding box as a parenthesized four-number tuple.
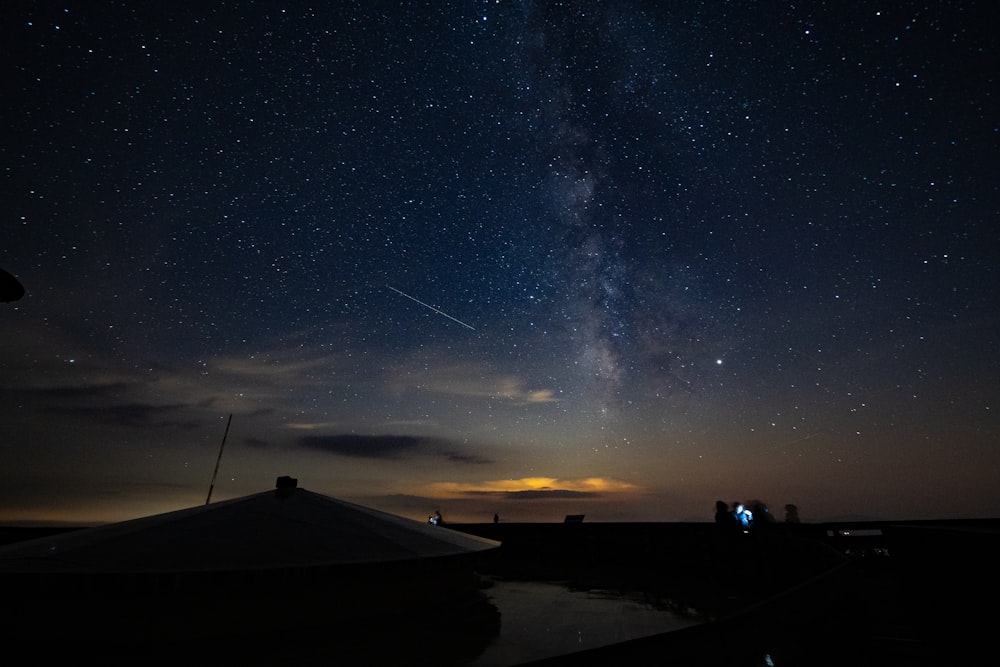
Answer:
(715, 500, 737, 527)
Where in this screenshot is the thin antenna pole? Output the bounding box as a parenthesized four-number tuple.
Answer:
(205, 413, 232, 505)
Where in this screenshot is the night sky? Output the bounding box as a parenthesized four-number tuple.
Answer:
(2, 1, 998, 526)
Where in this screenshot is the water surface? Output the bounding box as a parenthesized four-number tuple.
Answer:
(466, 577, 702, 666)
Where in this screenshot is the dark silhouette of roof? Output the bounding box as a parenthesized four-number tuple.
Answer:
(0, 481, 499, 574)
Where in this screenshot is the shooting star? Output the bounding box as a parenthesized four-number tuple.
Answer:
(388, 285, 475, 330)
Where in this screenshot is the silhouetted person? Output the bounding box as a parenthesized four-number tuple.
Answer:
(746, 500, 773, 530)
(733, 502, 751, 529)
(715, 500, 737, 527)
(714, 501, 740, 543)
(493, 513, 499, 524)
(712, 500, 740, 559)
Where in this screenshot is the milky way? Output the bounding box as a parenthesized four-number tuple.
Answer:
(2, 2, 998, 525)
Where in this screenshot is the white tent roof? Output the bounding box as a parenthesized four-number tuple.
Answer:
(0, 482, 499, 573)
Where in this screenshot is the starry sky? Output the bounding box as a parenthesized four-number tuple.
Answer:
(2, 1, 998, 526)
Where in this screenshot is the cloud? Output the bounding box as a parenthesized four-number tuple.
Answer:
(297, 433, 493, 464)
(440, 450, 492, 465)
(286, 421, 341, 430)
(524, 389, 557, 403)
(299, 434, 424, 458)
(30, 382, 132, 399)
(386, 360, 557, 404)
(426, 476, 638, 499)
(209, 349, 340, 380)
(504, 489, 597, 499)
(43, 402, 201, 429)
(241, 437, 271, 449)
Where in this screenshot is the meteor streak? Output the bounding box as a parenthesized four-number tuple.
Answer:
(387, 285, 475, 330)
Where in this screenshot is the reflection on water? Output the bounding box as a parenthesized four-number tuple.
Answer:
(466, 577, 702, 666)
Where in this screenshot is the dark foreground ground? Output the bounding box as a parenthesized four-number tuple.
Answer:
(453, 518, 1000, 666)
(1, 518, 997, 666)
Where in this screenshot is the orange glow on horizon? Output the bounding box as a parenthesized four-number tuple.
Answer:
(425, 476, 640, 497)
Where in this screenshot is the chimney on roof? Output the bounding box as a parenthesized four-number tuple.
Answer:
(275, 475, 298, 493)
